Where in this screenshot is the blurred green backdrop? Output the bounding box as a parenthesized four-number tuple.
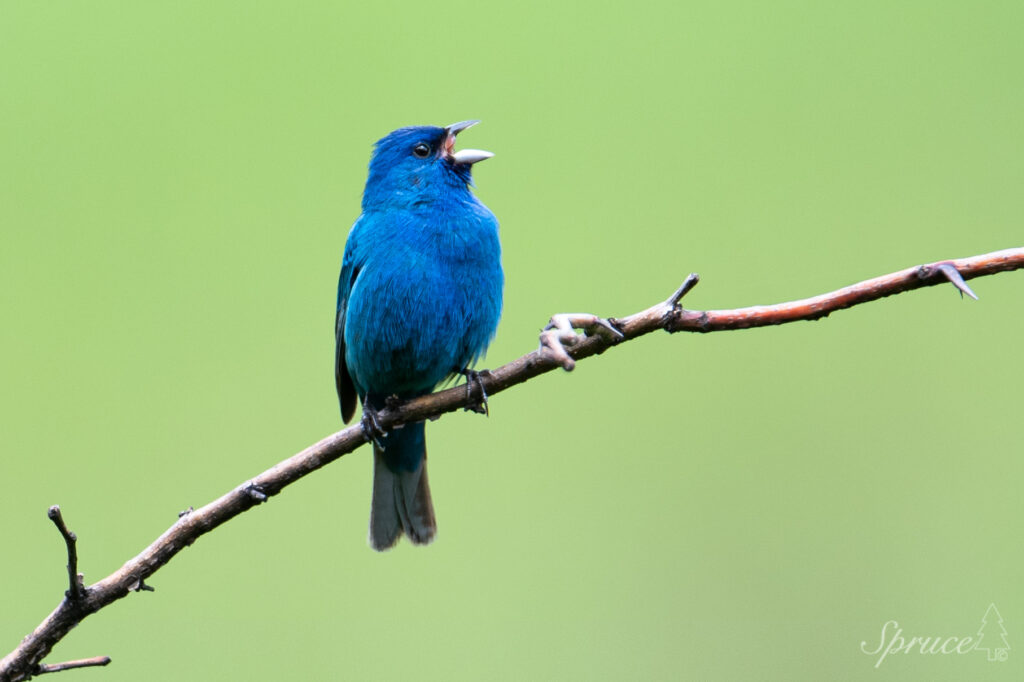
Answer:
(2, 1, 1022, 680)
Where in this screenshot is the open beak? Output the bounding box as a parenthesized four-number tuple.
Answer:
(444, 120, 494, 165)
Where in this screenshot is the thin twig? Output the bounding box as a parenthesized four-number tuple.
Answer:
(34, 657, 111, 677)
(663, 250, 1021, 333)
(2, 247, 1022, 682)
(45, 507, 83, 603)
(667, 273, 701, 308)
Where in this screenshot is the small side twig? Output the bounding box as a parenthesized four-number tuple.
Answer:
(46, 507, 84, 603)
(127, 579, 155, 593)
(667, 273, 701, 308)
(34, 657, 111, 677)
(925, 261, 979, 300)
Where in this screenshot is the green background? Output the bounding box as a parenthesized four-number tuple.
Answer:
(2, 1, 1021, 680)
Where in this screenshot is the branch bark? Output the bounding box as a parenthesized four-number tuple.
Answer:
(34, 658, 110, 677)
(2, 247, 1022, 681)
(45, 508, 84, 604)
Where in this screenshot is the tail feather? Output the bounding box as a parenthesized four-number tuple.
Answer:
(369, 422, 436, 551)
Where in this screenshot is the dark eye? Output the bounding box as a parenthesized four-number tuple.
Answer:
(412, 143, 431, 158)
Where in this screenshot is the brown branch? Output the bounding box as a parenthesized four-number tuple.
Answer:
(663, 250, 1019, 333)
(34, 658, 110, 677)
(45, 508, 84, 604)
(2, 246, 1022, 682)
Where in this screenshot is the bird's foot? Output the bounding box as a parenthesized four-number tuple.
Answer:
(539, 313, 624, 371)
(457, 368, 491, 416)
(360, 403, 387, 450)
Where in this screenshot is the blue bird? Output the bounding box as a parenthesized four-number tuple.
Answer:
(336, 121, 503, 550)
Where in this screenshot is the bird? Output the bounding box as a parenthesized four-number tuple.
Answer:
(335, 120, 503, 551)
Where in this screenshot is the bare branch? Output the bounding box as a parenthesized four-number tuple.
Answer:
(34, 658, 111, 677)
(2, 247, 1021, 682)
(663, 249, 1022, 333)
(45, 508, 84, 604)
(667, 272, 701, 307)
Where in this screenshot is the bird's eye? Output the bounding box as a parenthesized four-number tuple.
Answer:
(412, 143, 431, 158)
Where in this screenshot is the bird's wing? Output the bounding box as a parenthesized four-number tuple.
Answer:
(335, 217, 366, 423)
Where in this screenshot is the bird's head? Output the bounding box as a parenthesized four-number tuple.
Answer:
(362, 120, 493, 210)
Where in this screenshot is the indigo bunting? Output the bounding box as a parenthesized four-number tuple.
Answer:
(335, 121, 503, 550)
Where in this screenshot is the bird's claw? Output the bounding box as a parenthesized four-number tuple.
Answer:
(360, 403, 387, 450)
(457, 368, 491, 416)
(539, 313, 624, 371)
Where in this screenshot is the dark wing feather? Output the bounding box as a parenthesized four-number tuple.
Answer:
(335, 306, 357, 422)
(335, 232, 362, 423)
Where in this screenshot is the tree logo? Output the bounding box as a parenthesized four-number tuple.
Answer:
(860, 603, 1010, 667)
(976, 603, 1010, 662)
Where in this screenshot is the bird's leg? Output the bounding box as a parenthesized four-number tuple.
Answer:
(539, 313, 624, 371)
(360, 401, 387, 450)
(456, 368, 491, 416)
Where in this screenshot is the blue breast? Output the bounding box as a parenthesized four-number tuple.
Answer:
(343, 196, 503, 399)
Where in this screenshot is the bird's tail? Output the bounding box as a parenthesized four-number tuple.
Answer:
(369, 421, 436, 551)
